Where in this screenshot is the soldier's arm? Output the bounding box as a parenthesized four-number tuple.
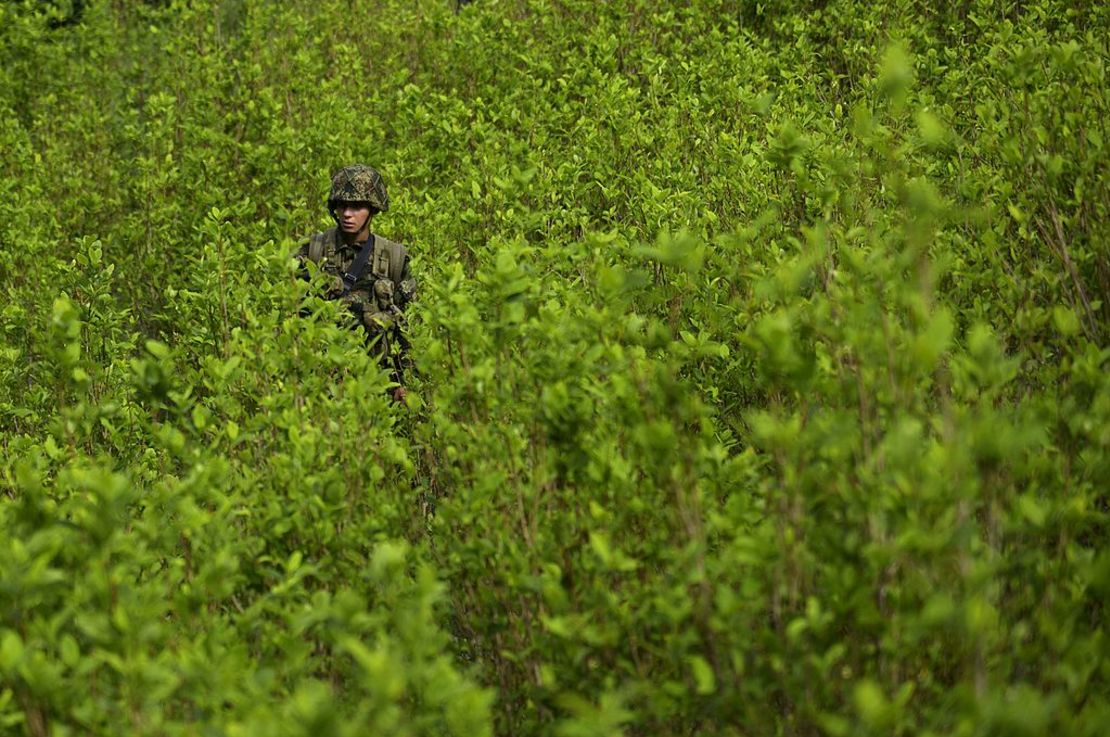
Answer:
(391, 252, 416, 388)
(396, 253, 416, 310)
(293, 241, 311, 280)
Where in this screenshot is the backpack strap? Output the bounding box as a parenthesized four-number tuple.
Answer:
(371, 236, 408, 286)
(306, 228, 334, 264)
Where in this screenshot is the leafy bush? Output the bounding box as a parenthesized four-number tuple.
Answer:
(2, 1, 1107, 735)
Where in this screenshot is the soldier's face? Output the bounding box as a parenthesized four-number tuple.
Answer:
(334, 202, 372, 235)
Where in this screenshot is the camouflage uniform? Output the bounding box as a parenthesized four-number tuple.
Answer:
(295, 165, 416, 384)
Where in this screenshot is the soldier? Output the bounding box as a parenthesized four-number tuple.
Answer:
(295, 164, 416, 403)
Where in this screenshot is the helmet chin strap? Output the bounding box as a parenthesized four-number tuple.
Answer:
(352, 210, 371, 234)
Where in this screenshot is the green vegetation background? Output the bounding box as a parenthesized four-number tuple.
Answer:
(1, 0, 1108, 735)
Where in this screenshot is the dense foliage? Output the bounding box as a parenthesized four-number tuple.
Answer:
(2, 0, 1108, 734)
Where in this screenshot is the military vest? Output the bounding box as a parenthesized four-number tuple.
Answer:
(303, 227, 412, 359)
(305, 227, 407, 288)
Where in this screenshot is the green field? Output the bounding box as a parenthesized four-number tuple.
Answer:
(2, 1, 1108, 735)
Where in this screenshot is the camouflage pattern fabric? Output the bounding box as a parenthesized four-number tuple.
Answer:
(327, 164, 389, 213)
(295, 228, 415, 381)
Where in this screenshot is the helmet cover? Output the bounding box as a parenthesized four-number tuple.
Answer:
(327, 164, 389, 213)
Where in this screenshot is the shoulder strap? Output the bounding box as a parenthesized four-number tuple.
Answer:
(307, 228, 335, 264)
(341, 235, 376, 294)
(372, 236, 408, 285)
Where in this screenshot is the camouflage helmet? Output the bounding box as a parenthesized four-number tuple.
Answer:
(327, 164, 389, 213)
